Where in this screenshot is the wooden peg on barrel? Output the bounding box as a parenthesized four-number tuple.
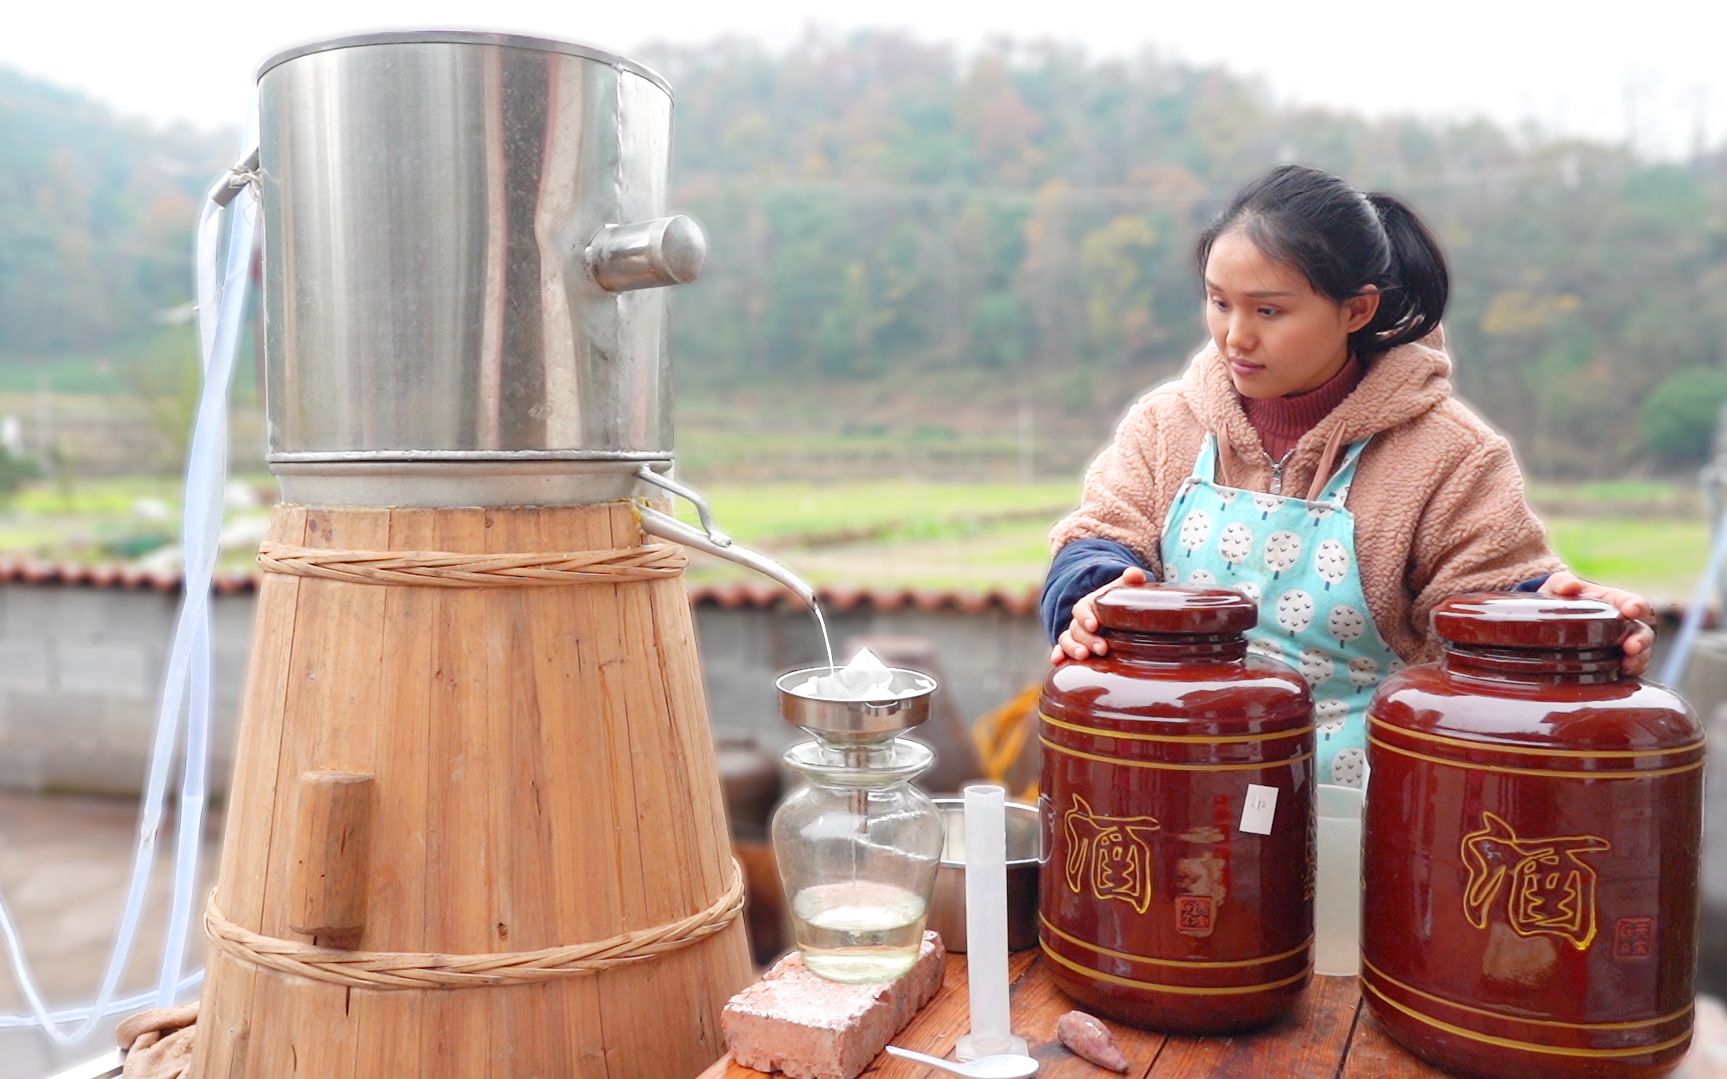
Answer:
(287, 770, 375, 948)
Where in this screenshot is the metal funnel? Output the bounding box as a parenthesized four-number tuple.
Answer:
(775, 667, 938, 744)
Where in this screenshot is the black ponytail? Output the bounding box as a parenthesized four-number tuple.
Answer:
(1197, 165, 1450, 357)
(1361, 192, 1448, 351)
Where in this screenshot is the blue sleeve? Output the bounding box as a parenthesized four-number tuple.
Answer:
(1040, 539, 1156, 644)
(1512, 575, 1550, 593)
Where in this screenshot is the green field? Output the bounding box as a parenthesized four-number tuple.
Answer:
(0, 474, 1714, 604)
(675, 480, 1714, 603)
(1543, 516, 1710, 604)
(669, 480, 1077, 543)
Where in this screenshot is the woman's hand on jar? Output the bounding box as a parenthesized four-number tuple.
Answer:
(1052, 567, 1149, 665)
(1538, 570, 1656, 676)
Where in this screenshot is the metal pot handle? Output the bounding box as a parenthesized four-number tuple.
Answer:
(210, 147, 261, 208)
(586, 215, 706, 292)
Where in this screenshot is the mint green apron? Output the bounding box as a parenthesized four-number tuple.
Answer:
(1158, 434, 1402, 786)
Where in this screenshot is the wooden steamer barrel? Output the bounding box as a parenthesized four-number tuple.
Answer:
(189, 501, 752, 1078)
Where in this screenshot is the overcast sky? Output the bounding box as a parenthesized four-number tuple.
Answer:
(2, 0, 1720, 158)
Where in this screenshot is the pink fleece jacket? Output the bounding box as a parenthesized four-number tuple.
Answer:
(1049, 331, 1567, 663)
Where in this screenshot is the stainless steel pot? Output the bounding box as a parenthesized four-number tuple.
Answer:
(258, 31, 695, 474)
(248, 31, 812, 605)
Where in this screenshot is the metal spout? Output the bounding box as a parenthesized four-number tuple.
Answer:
(638, 505, 817, 611)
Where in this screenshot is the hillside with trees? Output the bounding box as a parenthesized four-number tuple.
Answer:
(3, 34, 1725, 477)
(642, 33, 1727, 477)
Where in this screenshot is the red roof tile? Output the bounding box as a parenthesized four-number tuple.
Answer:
(0, 561, 1684, 626)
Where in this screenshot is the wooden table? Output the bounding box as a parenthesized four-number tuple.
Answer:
(700, 949, 1448, 1078)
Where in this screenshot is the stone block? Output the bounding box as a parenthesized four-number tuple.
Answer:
(2, 587, 115, 641)
(0, 638, 53, 693)
(54, 641, 154, 699)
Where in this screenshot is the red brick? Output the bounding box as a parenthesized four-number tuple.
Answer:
(722, 932, 945, 1079)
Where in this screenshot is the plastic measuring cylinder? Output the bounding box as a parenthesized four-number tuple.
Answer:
(954, 784, 1028, 1062)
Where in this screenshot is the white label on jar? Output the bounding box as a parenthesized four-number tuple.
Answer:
(1240, 784, 1278, 835)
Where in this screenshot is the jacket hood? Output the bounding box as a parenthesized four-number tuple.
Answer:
(1177, 328, 1454, 496)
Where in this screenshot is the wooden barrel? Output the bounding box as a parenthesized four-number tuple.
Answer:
(189, 502, 752, 1078)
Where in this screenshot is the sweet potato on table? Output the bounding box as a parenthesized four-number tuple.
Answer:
(1057, 1010, 1130, 1073)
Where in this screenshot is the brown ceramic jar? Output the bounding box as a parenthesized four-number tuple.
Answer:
(1038, 585, 1316, 1034)
(1363, 593, 1703, 1079)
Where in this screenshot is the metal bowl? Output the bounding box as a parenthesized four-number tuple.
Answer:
(927, 799, 1041, 953)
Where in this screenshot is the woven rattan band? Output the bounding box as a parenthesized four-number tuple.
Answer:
(257, 539, 687, 587)
(203, 863, 744, 990)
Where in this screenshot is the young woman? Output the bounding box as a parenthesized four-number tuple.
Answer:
(1041, 164, 1653, 786)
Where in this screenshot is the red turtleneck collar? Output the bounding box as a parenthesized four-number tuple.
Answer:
(1242, 357, 1365, 461)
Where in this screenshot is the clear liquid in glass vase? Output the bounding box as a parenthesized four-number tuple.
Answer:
(790, 879, 927, 983)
